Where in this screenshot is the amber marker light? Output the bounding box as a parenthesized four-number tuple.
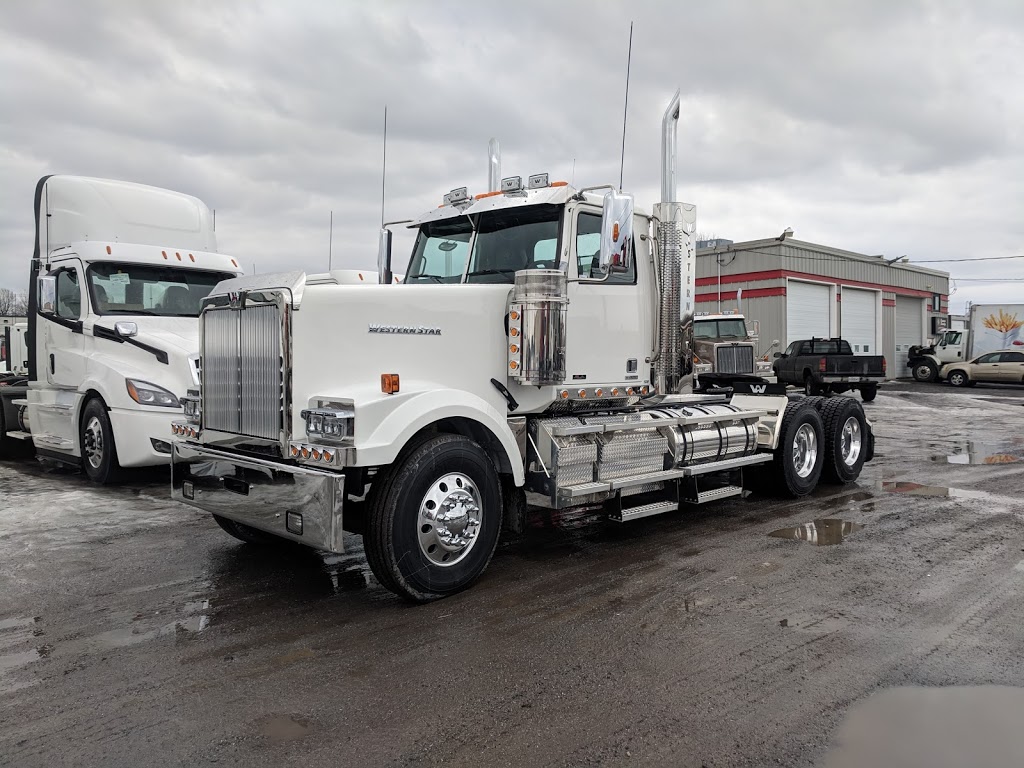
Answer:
(381, 373, 400, 394)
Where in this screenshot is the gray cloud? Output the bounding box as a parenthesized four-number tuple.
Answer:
(1, 0, 1021, 311)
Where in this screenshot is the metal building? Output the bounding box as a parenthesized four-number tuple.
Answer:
(695, 237, 951, 379)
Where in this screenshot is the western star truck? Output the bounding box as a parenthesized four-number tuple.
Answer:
(171, 92, 875, 602)
(908, 303, 1024, 382)
(0, 175, 244, 480)
(685, 310, 778, 392)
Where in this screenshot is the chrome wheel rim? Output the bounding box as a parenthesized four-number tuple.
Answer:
(840, 416, 862, 467)
(792, 423, 818, 479)
(83, 416, 104, 469)
(950, 372, 965, 386)
(914, 364, 932, 380)
(417, 472, 482, 567)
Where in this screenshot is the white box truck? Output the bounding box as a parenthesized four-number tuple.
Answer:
(907, 303, 1024, 382)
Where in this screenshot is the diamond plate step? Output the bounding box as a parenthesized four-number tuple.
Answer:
(693, 485, 744, 504)
(610, 500, 678, 523)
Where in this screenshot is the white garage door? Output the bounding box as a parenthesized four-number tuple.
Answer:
(894, 297, 924, 376)
(841, 288, 877, 353)
(787, 281, 831, 345)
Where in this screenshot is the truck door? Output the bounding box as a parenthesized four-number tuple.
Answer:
(563, 207, 650, 387)
(44, 262, 88, 389)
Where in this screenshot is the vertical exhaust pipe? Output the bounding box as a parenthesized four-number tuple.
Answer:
(488, 138, 501, 193)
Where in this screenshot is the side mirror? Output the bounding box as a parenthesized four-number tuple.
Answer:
(377, 228, 393, 285)
(598, 190, 634, 274)
(114, 321, 138, 339)
(774, 352, 783, 359)
(771, 339, 780, 348)
(38, 275, 56, 315)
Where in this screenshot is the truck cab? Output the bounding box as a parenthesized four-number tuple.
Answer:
(685, 310, 776, 387)
(171, 93, 874, 602)
(8, 175, 243, 481)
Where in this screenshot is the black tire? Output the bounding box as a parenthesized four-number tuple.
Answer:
(768, 401, 825, 497)
(80, 398, 122, 484)
(364, 433, 503, 602)
(860, 384, 878, 402)
(804, 376, 822, 397)
(947, 370, 969, 388)
(212, 514, 283, 545)
(911, 359, 938, 383)
(819, 398, 868, 484)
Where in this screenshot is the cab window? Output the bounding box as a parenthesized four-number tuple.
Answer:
(576, 212, 635, 284)
(55, 269, 81, 320)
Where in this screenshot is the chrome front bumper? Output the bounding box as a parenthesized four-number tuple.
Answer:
(171, 441, 346, 553)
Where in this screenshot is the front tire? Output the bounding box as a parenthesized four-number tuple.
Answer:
(912, 360, 938, 383)
(364, 434, 503, 602)
(804, 377, 822, 397)
(769, 401, 825, 497)
(819, 398, 868, 484)
(947, 370, 969, 388)
(80, 398, 122, 484)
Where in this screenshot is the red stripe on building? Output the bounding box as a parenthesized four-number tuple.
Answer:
(695, 287, 787, 303)
(882, 299, 896, 307)
(696, 268, 936, 299)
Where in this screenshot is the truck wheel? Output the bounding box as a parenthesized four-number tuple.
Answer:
(364, 434, 502, 602)
(803, 377, 822, 397)
(212, 514, 282, 545)
(860, 384, 878, 402)
(770, 401, 824, 497)
(947, 370, 969, 388)
(819, 398, 867, 484)
(80, 398, 122, 484)
(912, 360, 938, 383)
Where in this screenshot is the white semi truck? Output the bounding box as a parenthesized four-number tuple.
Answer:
(907, 303, 1024, 382)
(0, 175, 244, 480)
(171, 92, 875, 602)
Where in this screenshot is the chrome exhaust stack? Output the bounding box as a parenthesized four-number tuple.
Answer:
(488, 138, 501, 193)
(653, 90, 696, 395)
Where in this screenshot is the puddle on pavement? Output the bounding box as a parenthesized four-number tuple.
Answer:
(931, 439, 1024, 465)
(259, 714, 311, 744)
(768, 519, 863, 546)
(877, 480, 990, 500)
(823, 686, 1024, 768)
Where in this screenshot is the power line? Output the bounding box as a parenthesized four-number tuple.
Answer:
(954, 277, 1024, 282)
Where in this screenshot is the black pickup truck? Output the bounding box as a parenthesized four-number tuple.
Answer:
(773, 338, 886, 401)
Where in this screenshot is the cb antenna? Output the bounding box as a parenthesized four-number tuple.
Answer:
(618, 21, 634, 191)
(380, 105, 388, 227)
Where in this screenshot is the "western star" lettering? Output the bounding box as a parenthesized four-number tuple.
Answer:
(368, 324, 442, 336)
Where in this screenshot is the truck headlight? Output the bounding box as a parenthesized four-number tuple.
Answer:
(755, 360, 773, 374)
(126, 378, 180, 407)
(301, 408, 354, 444)
(694, 363, 713, 375)
(181, 391, 201, 424)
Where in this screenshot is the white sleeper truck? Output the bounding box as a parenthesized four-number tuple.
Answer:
(0, 175, 242, 480)
(171, 93, 875, 601)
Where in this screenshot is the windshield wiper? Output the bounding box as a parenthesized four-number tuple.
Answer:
(102, 309, 160, 316)
(465, 269, 516, 278)
(409, 274, 445, 283)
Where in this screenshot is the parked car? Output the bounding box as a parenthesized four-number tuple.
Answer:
(941, 350, 1024, 387)
(773, 338, 886, 401)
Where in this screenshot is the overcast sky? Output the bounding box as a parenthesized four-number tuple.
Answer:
(1, 0, 1021, 312)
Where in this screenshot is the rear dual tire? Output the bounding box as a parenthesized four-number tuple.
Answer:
(768, 401, 825, 497)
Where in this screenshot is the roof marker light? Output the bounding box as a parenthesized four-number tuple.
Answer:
(189, 253, 195, 262)
(175, 252, 182, 261)
(162, 251, 168, 260)
(551, 181, 568, 187)
(106, 245, 112, 254)
(231, 258, 238, 267)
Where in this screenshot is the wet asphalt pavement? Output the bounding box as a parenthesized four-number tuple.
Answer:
(2, 382, 1024, 767)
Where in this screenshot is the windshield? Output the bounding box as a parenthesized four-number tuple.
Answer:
(693, 319, 748, 339)
(404, 204, 562, 285)
(405, 220, 473, 283)
(87, 263, 235, 317)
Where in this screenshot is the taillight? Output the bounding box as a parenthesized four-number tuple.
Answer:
(882, 357, 887, 374)
(819, 357, 827, 373)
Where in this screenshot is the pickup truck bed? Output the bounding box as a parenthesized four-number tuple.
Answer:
(773, 338, 885, 402)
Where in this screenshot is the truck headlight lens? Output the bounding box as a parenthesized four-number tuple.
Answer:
(300, 408, 354, 444)
(126, 378, 180, 407)
(694, 363, 713, 375)
(181, 392, 201, 424)
(755, 360, 773, 373)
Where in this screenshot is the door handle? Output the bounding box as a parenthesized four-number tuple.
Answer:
(49, 354, 55, 374)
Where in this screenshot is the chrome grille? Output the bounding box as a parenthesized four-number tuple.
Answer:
(202, 303, 284, 440)
(715, 344, 755, 374)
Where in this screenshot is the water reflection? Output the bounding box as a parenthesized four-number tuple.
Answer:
(932, 439, 1024, 465)
(768, 519, 863, 546)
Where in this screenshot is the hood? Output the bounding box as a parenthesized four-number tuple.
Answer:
(122, 316, 199, 356)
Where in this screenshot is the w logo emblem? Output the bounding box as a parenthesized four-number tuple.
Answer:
(750, 384, 767, 394)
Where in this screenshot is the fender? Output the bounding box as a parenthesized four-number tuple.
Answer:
(356, 388, 525, 486)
